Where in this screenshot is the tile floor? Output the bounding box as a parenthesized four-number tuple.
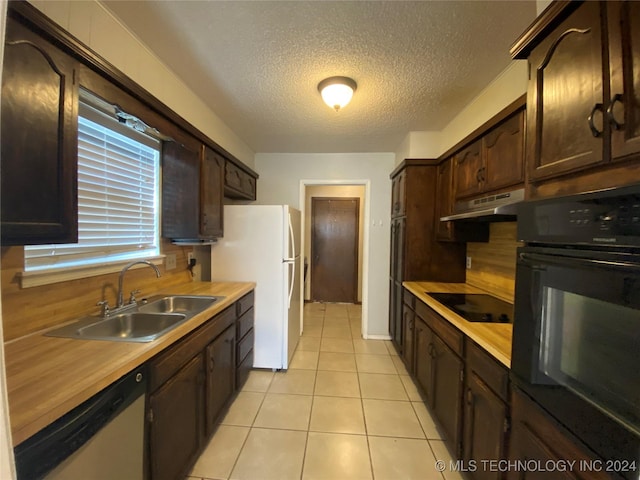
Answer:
(188, 302, 464, 480)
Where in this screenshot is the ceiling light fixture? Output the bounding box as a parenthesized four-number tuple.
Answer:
(318, 76, 357, 112)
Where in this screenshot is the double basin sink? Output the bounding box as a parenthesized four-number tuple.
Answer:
(46, 295, 225, 343)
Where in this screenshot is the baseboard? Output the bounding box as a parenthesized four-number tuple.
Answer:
(362, 334, 392, 341)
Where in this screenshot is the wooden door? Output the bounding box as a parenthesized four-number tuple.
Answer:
(391, 170, 406, 217)
(608, 1, 640, 161)
(463, 373, 507, 480)
(482, 111, 525, 192)
(454, 140, 483, 200)
(401, 304, 415, 373)
(311, 197, 359, 303)
(435, 158, 455, 241)
(200, 146, 224, 238)
(414, 316, 434, 404)
(162, 141, 200, 239)
(205, 324, 235, 435)
(1, 16, 78, 245)
(148, 354, 205, 480)
(526, 1, 607, 182)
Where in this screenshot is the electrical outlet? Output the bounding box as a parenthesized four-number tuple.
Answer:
(165, 253, 177, 270)
(466, 256, 472, 269)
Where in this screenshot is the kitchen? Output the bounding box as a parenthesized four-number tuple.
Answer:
(1, 0, 640, 479)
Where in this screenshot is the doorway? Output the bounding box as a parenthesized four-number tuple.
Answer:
(310, 197, 360, 303)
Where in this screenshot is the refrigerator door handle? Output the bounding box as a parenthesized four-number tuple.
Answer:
(287, 260, 295, 309)
(288, 212, 296, 259)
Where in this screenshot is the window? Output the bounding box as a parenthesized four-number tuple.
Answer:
(24, 93, 161, 274)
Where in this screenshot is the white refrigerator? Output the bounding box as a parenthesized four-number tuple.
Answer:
(210, 205, 302, 370)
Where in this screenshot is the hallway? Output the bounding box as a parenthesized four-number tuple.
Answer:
(188, 303, 464, 480)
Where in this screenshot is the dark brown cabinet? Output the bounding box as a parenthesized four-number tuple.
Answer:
(1, 14, 78, 245)
(388, 160, 466, 354)
(512, 1, 640, 197)
(224, 159, 257, 201)
(508, 388, 610, 480)
(463, 341, 510, 480)
(235, 291, 255, 389)
(401, 302, 415, 373)
(205, 324, 235, 436)
(413, 315, 434, 401)
(435, 158, 456, 241)
(454, 140, 484, 200)
(148, 354, 205, 480)
(201, 146, 225, 239)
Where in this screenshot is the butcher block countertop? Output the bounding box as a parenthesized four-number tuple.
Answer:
(403, 281, 513, 369)
(4, 281, 255, 446)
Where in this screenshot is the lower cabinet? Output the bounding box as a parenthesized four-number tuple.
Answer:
(146, 291, 254, 480)
(401, 293, 415, 373)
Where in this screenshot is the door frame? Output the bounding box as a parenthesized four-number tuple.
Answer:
(310, 196, 360, 304)
(300, 180, 371, 339)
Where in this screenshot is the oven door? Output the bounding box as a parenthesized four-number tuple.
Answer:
(512, 246, 640, 466)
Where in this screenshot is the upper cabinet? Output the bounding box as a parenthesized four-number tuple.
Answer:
(391, 169, 407, 217)
(453, 110, 525, 201)
(512, 0, 640, 198)
(1, 14, 78, 246)
(201, 147, 224, 238)
(224, 159, 258, 201)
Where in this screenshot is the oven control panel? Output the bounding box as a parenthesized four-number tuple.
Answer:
(518, 185, 640, 247)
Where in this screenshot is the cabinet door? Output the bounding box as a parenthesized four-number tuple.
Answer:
(1, 17, 78, 245)
(435, 158, 455, 241)
(608, 1, 640, 161)
(401, 304, 415, 373)
(224, 161, 256, 201)
(526, 2, 607, 182)
(205, 324, 236, 435)
(148, 354, 205, 480)
(432, 334, 463, 457)
(482, 111, 525, 192)
(201, 146, 224, 238)
(391, 170, 406, 217)
(414, 316, 434, 403)
(454, 140, 483, 200)
(162, 141, 200, 239)
(463, 373, 508, 480)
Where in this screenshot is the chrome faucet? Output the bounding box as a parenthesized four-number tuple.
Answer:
(117, 260, 161, 308)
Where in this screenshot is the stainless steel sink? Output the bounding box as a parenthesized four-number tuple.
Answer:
(46, 294, 225, 342)
(77, 312, 187, 342)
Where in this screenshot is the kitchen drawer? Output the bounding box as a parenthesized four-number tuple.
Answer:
(403, 290, 415, 309)
(416, 300, 463, 356)
(236, 329, 254, 366)
(237, 308, 254, 340)
(149, 305, 236, 391)
(466, 339, 509, 402)
(236, 291, 254, 317)
(236, 349, 253, 389)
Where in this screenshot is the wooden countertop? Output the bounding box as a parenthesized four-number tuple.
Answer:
(403, 281, 513, 368)
(4, 281, 255, 446)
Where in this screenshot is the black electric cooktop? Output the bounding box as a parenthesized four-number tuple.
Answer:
(428, 293, 514, 323)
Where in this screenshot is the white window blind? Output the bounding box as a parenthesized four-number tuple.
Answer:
(25, 100, 160, 271)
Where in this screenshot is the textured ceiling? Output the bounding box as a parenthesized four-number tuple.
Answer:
(102, 1, 536, 154)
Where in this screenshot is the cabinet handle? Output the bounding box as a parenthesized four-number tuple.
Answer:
(607, 93, 624, 130)
(587, 103, 604, 137)
(475, 169, 482, 183)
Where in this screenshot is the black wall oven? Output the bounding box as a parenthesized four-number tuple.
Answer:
(513, 185, 640, 474)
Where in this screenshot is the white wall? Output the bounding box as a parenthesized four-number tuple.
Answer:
(254, 153, 395, 339)
(28, 0, 255, 168)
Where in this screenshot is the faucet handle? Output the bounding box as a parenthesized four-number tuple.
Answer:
(129, 289, 141, 304)
(96, 300, 110, 317)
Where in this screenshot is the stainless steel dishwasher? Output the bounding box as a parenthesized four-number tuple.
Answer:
(14, 366, 147, 480)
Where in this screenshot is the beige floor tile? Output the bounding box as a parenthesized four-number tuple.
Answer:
(302, 325, 323, 338)
(320, 337, 354, 353)
(289, 350, 319, 370)
(253, 393, 313, 430)
(302, 432, 372, 479)
(321, 324, 352, 338)
(269, 369, 316, 395)
(323, 316, 350, 326)
(353, 339, 390, 355)
(298, 336, 321, 351)
(429, 440, 465, 480)
(304, 317, 324, 328)
(314, 370, 361, 397)
(241, 370, 274, 393)
(317, 352, 357, 372)
(220, 392, 264, 426)
(384, 340, 399, 356)
(412, 401, 444, 439)
(324, 304, 350, 317)
(309, 396, 366, 434)
(190, 425, 249, 479)
(369, 436, 439, 480)
(230, 428, 307, 480)
(355, 354, 397, 374)
(400, 375, 424, 402)
(391, 355, 410, 375)
(363, 399, 425, 438)
(358, 373, 409, 401)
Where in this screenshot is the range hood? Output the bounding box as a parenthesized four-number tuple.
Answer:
(440, 188, 524, 222)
